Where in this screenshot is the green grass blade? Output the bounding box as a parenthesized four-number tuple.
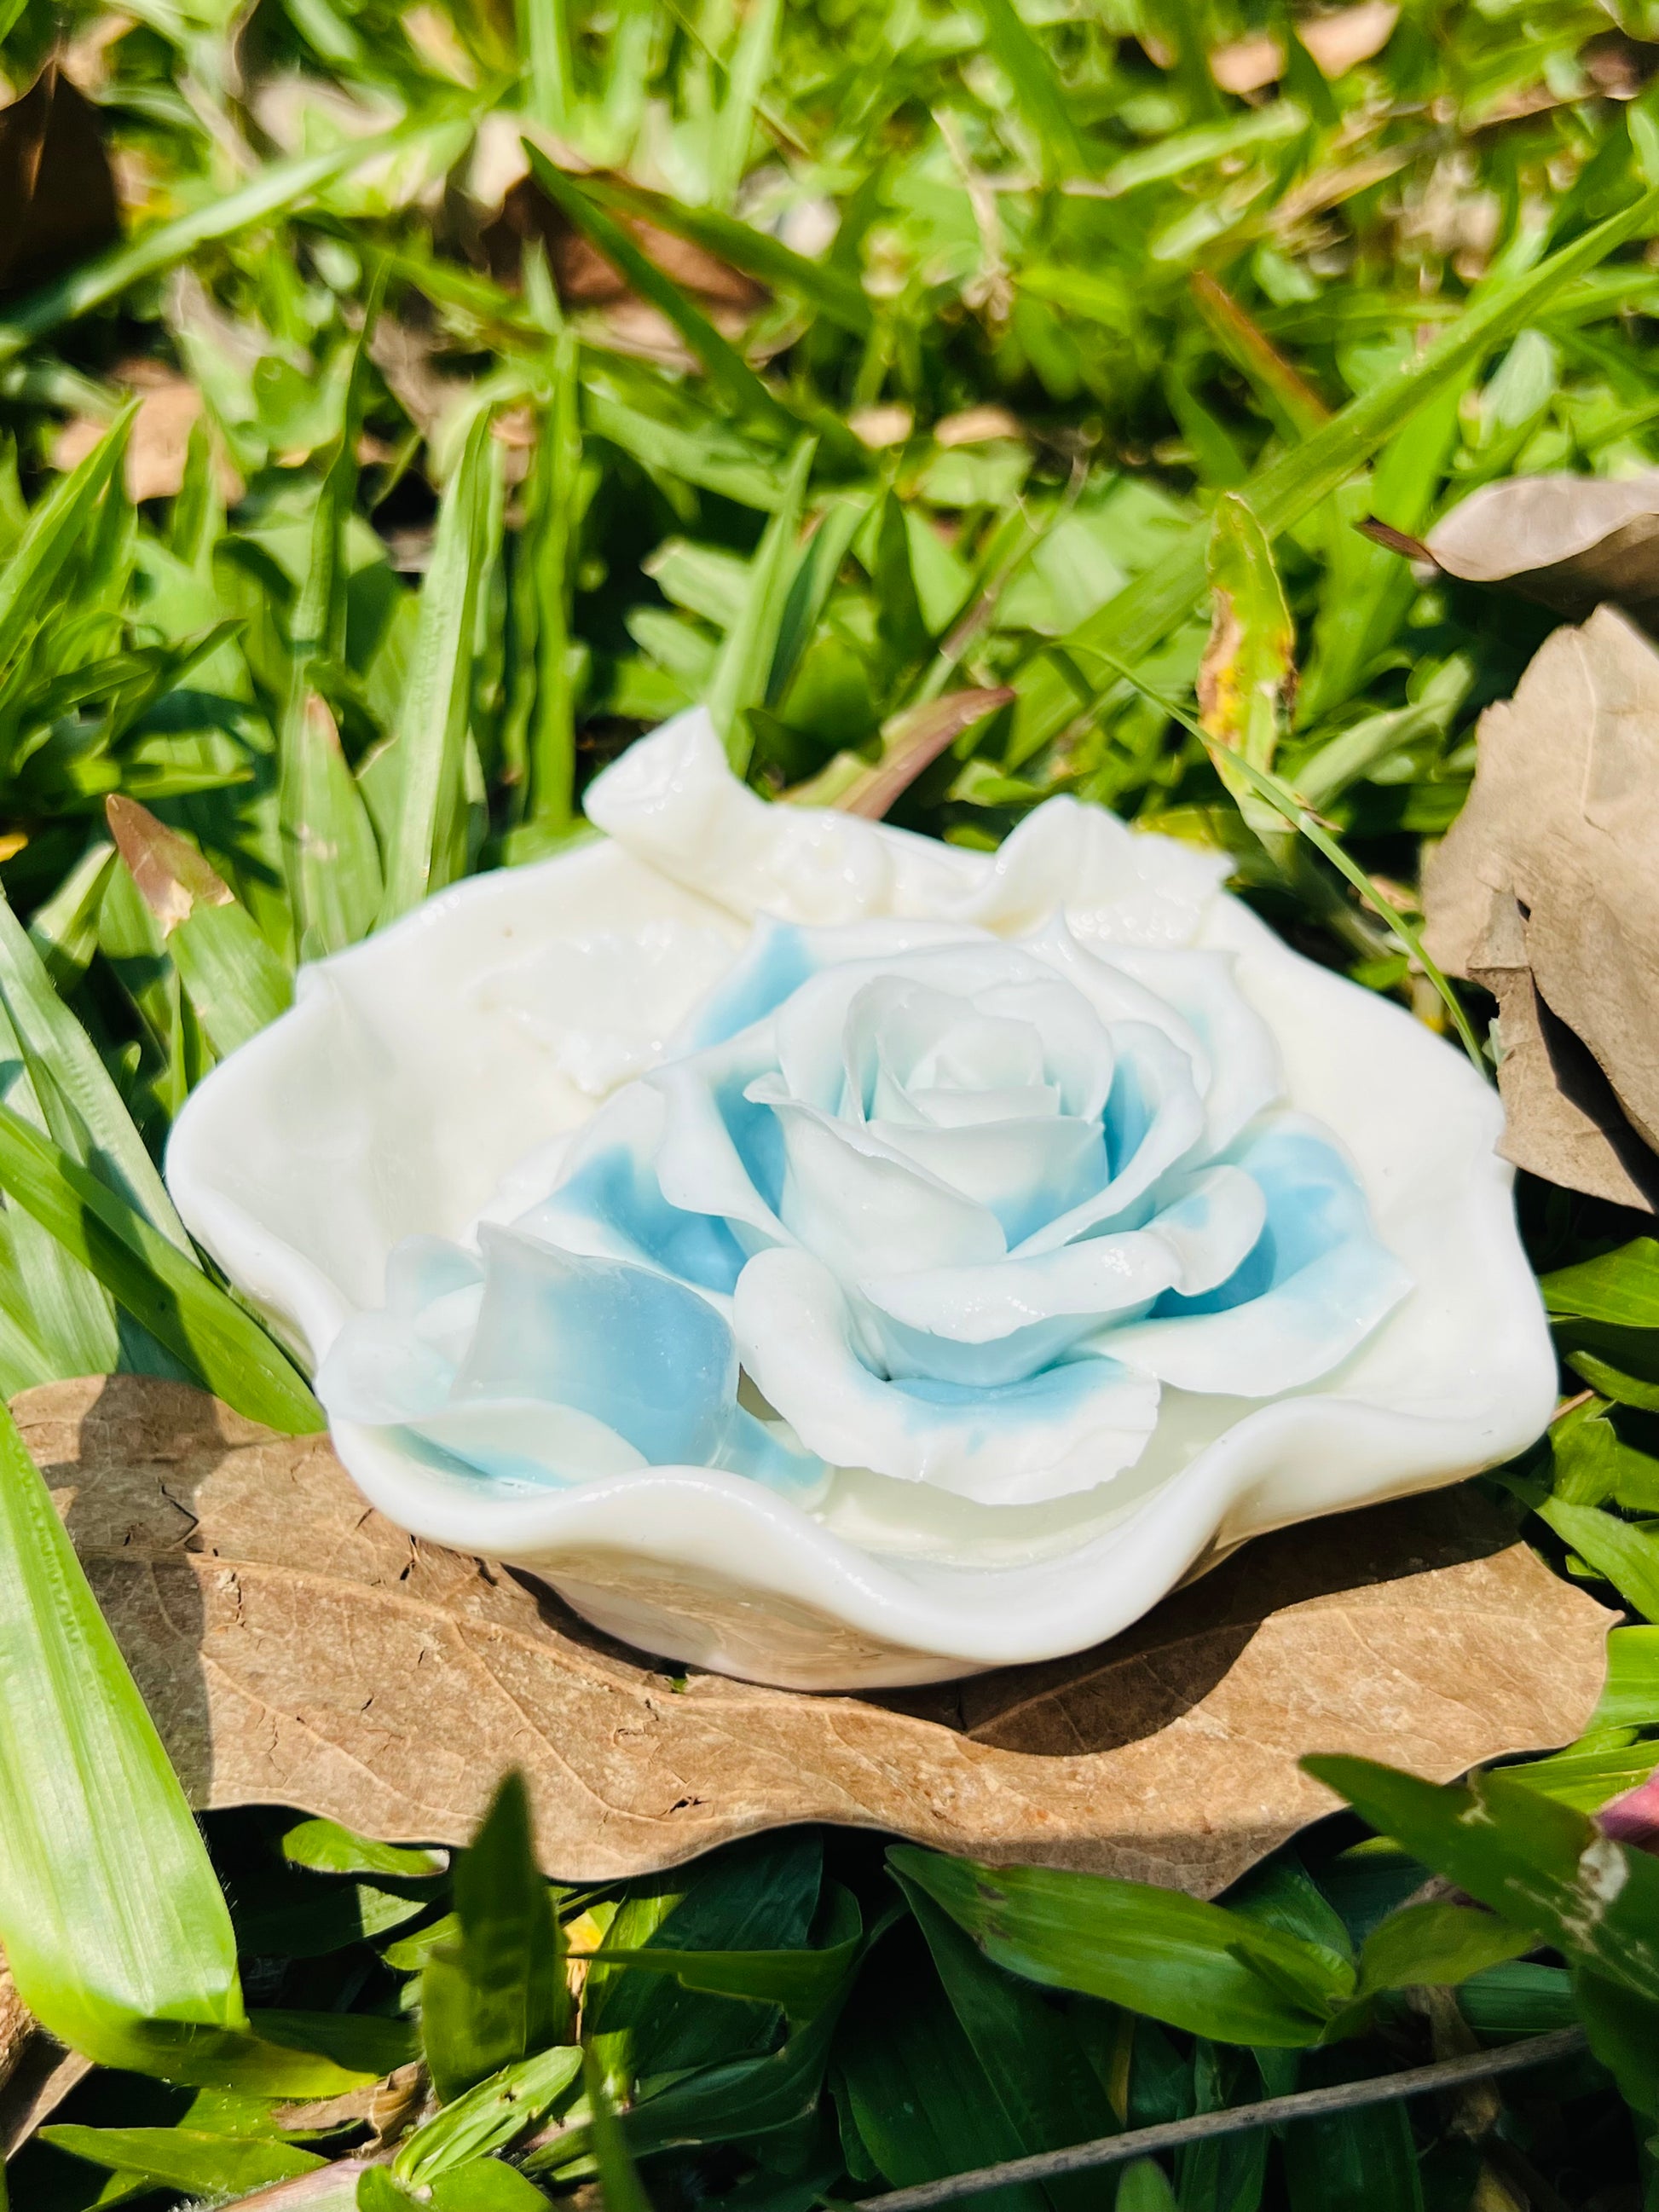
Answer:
(1090, 646, 1483, 1066)
(710, 0, 781, 206)
(524, 149, 797, 443)
(585, 2044, 655, 2212)
(707, 437, 815, 771)
(284, 695, 385, 957)
(573, 176, 871, 334)
(975, 0, 1090, 178)
(394, 2045, 583, 2184)
(0, 404, 133, 668)
(527, 334, 583, 837)
(0, 117, 467, 363)
(0, 1399, 247, 2068)
(40, 2128, 324, 2198)
(520, 0, 574, 130)
(0, 1097, 324, 1432)
(0, 996, 120, 1378)
(1012, 179, 1659, 757)
(379, 408, 500, 923)
(420, 1773, 570, 2104)
(0, 885, 189, 1249)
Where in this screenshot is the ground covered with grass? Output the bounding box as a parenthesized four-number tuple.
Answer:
(5, 0, 1659, 2205)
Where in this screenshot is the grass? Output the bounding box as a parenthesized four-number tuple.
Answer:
(3, 0, 1659, 2204)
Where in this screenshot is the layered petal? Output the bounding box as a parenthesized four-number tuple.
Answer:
(754, 1079, 1008, 1277)
(1106, 1120, 1413, 1394)
(318, 1228, 824, 1495)
(734, 1247, 1160, 1505)
(859, 1165, 1268, 1384)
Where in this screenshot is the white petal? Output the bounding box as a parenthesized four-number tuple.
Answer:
(650, 1035, 791, 1253)
(410, 1400, 649, 1486)
(754, 1078, 1007, 1277)
(668, 913, 985, 1054)
(167, 833, 749, 1363)
(1103, 944, 1282, 1156)
(584, 707, 909, 923)
(1014, 1022, 1206, 1253)
(859, 1166, 1264, 1383)
(947, 795, 1231, 946)
(773, 939, 1056, 1110)
(867, 1113, 1106, 1248)
(735, 1247, 1159, 1504)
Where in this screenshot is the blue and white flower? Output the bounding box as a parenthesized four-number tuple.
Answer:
(320, 911, 1410, 1510)
(167, 707, 1556, 1687)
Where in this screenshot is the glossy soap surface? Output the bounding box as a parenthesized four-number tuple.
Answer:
(166, 707, 1555, 1689)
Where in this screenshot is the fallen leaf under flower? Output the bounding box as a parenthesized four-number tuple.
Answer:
(1424, 606, 1659, 1209)
(15, 1377, 1610, 1899)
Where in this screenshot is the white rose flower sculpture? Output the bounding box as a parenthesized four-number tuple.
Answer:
(168, 707, 1556, 1689)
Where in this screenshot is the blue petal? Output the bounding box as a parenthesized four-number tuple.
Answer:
(1106, 1117, 1412, 1395)
(1151, 1122, 1371, 1320)
(527, 1132, 749, 1296)
(681, 918, 815, 1048)
(453, 1227, 737, 1466)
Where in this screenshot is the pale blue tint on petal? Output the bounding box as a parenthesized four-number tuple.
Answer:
(1017, 1024, 1205, 1254)
(894, 1350, 1142, 1424)
(863, 1300, 1105, 1388)
(1106, 946, 1281, 1157)
(318, 1309, 460, 1424)
(453, 1227, 738, 1467)
(683, 918, 815, 1048)
(405, 1398, 647, 1487)
(709, 1052, 787, 1216)
(525, 1140, 749, 1295)
(385, 1235, 485, 1315)
(1151, 1122, 1370, 1320)
(714, 1406, 831, 1493)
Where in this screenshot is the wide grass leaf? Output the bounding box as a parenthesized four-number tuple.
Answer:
(887, 1850, 1351, 2047)
(0, 1096, 323, 1432)
(0, 1399, 246, 2070)
(421, 1771, 571, 2101)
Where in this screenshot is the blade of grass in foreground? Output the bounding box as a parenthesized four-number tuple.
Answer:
(0, 889, 188, 1256)
(379, 407, 500, 924)
(0, 1398, 246, 2068)
(0, 1094, 324, 1432)
(1010, 179, 1659, 759)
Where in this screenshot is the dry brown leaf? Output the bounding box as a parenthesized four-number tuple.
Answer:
(479, 175, 764, 348)
(53, 370, 224, 504)
(1424, 606, 1659, 1208)
(1298, 3, 1399, 78)
(0, 1955, 90, 2161)
(17, 1376, 1610, 1899)
(1426, 475, 1659, 636)
(0, 65, 119, 303)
